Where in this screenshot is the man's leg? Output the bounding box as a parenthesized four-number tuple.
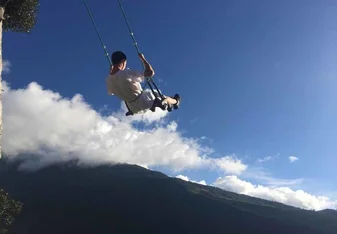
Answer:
(149, 93, 181, 112)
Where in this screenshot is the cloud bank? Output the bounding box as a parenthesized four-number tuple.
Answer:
(213, 175, 337, 211)
(2, 81, 246, 175)
(1, 79, 336, 211)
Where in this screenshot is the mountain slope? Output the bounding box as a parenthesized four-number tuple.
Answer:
(0, 160, 336, 234)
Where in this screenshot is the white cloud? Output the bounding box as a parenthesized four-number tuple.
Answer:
(257, 156, 272, 163)
(1, 80, 247, 176)
(176, 174, 206, 186)
(256, 153, 279, 164)
(289, 156, 299, 163)
(189, 117, 200, 124)
(210, 156, 247, 175)
(2, 60, 11, 74)
(258, 176, 303, 187)
(242, 166, 304, 187)
(213, 175, 337, 211)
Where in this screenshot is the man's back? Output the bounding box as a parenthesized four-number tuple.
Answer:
(106, 69, 158, 114)
(106, 69, 144, 102)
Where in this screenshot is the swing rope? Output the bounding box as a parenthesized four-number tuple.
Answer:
(83, 0, 112, 66)
(116, 0, 165, 101)
(83, 0, 166, 114)
(117, 0, 140, 54)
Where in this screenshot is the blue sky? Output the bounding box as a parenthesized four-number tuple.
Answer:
(2, 0, 337, 209)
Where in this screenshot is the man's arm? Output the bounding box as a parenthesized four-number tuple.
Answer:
(139, 53, 155, 77)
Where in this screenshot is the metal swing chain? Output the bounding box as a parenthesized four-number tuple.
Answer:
(83, 0, 112, 66)
(117, 0, 140, 54)
(117, 0, 165, 100)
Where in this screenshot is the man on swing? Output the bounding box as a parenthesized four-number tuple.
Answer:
(106, 51, 181, 115)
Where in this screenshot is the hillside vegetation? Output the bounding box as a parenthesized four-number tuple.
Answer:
(0, 159, 336, 234)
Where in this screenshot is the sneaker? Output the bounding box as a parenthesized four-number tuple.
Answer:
(173, 94, 180, 109)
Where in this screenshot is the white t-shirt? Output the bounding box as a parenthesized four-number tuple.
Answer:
(106, 69, 156, 113)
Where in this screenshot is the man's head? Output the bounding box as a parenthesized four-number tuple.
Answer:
(111, 51, 127, 70)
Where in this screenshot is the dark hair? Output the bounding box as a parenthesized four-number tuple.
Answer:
(111, 51, 127, 65)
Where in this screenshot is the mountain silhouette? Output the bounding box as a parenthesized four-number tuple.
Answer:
(0, 158, 336, 234)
